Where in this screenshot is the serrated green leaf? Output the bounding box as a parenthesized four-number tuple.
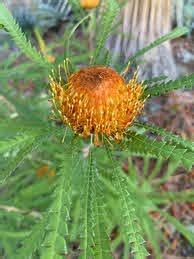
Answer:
(0, 3, 49, 69)
(134, 122, 194, 152)
(105, 143, 149, 259)
(0, 130, 52, 184)
(16, 217, 46, 259)
(80, 148, 111, 259)
(0, 134, 33, 154)
(125, 132, 194, 170)
(93, 0, 119, 64)
(144, 73, 194, 97)
(125, 27, 189, 66)
(40, 153, 74, 259)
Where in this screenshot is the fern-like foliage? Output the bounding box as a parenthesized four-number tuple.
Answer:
(40, 158, 73, 258)
(125, 27, 189, 66)
(0, 134, 33, 154)
(80, 149, 95, 258)
(0, 124, 57, 183)
(80, 148, 111, 259)
(93, 0, 119, 64)
(125, 132, 194, 170)
(0, 3, 49, 68)
(143, 75, 168, 85)
(16, 217, 46, 259)
(0, 135, 38, 184)
(134, 122, 194, 151)
(105, 144, 149, 259)
(144, 73, 194, 97)
(92, 183, 111, 259)
(16, 153, 73, 258)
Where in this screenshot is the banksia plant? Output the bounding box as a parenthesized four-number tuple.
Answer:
(0, 1, 194, 259)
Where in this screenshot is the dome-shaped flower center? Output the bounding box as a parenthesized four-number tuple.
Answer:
(50, 65, 144, 145)
(70, 66, 124, 90)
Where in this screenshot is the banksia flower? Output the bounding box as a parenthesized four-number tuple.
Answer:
(50, 66, 144, 145)
(80, 0, 100, 9)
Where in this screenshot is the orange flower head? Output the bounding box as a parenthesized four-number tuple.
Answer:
(80, 0, 100, 9)
(50, 66, 144, 145)
(36, 165, 55, 178)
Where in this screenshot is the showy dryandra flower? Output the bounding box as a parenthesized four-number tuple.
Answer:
(50, 66, 144, 145)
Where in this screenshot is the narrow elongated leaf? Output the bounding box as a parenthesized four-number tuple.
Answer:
(16, 217, 46, 259)
(143, 75, 168, 85)
(40, 154, 74, 259)
(134, 122, 194, 151)
(80, 149, 96, 259)
(161, 211, 194, 246)
(0, 134, 32, 154)
(144, 73, 194, 97)
(0, 230, 29, 239)
(125, 27, 189, 65)
(0, 130, 52, 184)
(80, 149, 111, 259)
(0, 4, 49, 68)
(105, 144, 149, 259)
(149, 190, 194, 204)
(89, 151, 111, 259)
(93, 0, 119, 63)
(125, 132, 194, 170)
(140, 211, 162, 259)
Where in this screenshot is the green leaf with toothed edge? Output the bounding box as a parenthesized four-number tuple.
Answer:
(144, 73, 194, 97)
(125, 27, 189, 66)
(0, 125, 59, 184)
(90, 153, 112, 259)
(40, 152, 75, 259)
(0, 133, 48, 184)
(79, 148, 96, 259)
(93, 0, 119, 64)
(0, 3, 49, 69)
(0, 134, 33, 154)
(134, 122, 194, 151)
(124, 132, 194, 170)
(80, 149, 111, 259)
(105, 143, 149, 259)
